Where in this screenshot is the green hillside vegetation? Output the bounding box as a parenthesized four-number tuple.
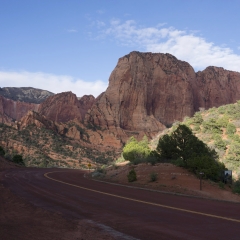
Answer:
(156, 124, 225, 181)
(122, 136, 157, 165)
(123, 125, 225, 181)
(182, 100, 240, 178)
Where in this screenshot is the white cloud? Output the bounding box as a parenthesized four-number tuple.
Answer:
(96, 20, 105, 28)
(101, 20, 240, 72)
(67, 28, 78, 33)
(0, 71, 107, 98)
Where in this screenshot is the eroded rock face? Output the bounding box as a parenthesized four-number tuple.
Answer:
(86, 52, 240, 135)
(38, 92, 83, 123)
(194, 67, 240, 110)
(0, 96, 39, 124)
(18, 110, 57, 131)
(85, 51, 196, 134)
(78, 95, 96, 119)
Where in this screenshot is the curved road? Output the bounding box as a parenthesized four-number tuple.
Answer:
(2, 168, 240, 240)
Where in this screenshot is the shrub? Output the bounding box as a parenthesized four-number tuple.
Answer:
(172, 158, 185, 167)
(123, 136, 151, 164)
(145, 153, 159, 165)
(150, 172, 158, 182)
(127, 169, 137, 182)
(218, 182, 225, 189)
(12, 154, 25, 165)
(213, 134, 227, 150)
(192, 112, 203, 124)
(0, 146, 5, 156)
(187, 156, 225, 181)
(202, 118, 222, 134)
(232, 180, 240, 194)
(226, 123, 236, 135)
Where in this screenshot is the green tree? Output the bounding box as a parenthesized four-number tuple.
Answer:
(156, 125, 218, 165)
(0, 146, 5, 156)
(187, 156, 225, 181)
(156, 125, 224, 180)
(123, 136, 150, 164)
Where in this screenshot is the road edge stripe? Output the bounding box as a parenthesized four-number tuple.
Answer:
(44, 171, 240, 223)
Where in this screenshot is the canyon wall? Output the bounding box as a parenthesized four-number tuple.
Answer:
(0, 96, 39, 124)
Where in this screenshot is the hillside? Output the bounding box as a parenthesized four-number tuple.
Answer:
(151, 101, 240, 178)
(0, 112, 119, 168)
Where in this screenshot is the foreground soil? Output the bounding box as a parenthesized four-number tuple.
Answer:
(100, 162, 240, 203)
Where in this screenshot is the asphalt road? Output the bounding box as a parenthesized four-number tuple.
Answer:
(2, 168, 240, 240)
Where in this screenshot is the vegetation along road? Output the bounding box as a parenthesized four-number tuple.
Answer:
(2, 168, 240, 240)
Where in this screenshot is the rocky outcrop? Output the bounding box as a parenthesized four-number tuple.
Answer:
(17, 111, 58, 131)
(78, 95, 95, 119)
(194, 66, 240, 110)
(38, 92, 83, 123)
(0, 87, 54, 103)
(85, 51, 196, 134)
(0, 96, 39, 124)
(85, 51, 240, 137)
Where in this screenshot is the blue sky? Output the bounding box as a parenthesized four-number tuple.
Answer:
(1, 0, 240, 97)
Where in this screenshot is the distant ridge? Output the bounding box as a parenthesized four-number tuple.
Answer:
(0, 87, 54, 104)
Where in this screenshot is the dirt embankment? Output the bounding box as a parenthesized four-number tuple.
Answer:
(100, 162, 240, 203)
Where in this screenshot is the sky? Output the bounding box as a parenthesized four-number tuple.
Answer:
(1, 0, 240, 97)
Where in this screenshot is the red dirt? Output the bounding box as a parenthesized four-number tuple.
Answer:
(102, 162, 240, 203)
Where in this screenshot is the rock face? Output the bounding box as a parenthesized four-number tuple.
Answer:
(0, 96, 39, 123)
(78, 95, 95, 119)
(86, 51, 240, 136)
(38, 92, 96, 123)
(17, 110, 58, 131)
(0, 87, 54, 103)
(194, 66, 240, 110)
(38, 92, 83, 123)
(86, 52, 195, 134)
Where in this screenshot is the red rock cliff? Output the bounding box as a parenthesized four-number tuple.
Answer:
(38, 92, 83, 123)
(85, 51, 240, 134)
(85, 51, 196, 133)
(194, 66, 240, 110)
(38, 92, 95, 122)
(78, 95, 95, 119)
(0, 96, 39, 124)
